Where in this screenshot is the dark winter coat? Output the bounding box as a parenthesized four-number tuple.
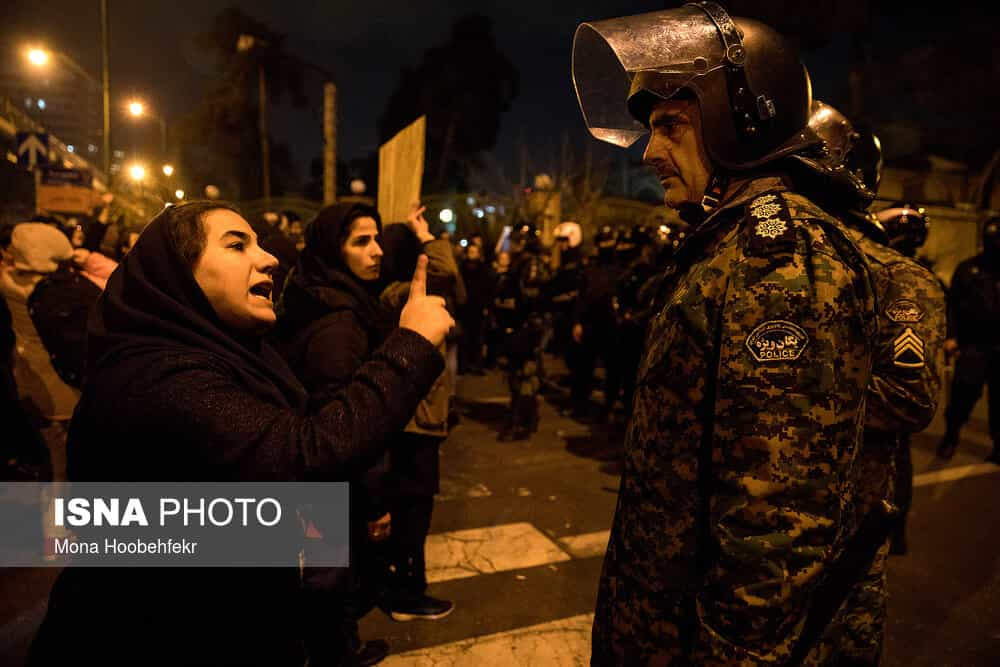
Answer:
(29, 207, 443, 667)
(274, 202, 392, 519)
(379, 227, 458, 496)
(948, 253, 1000, 346)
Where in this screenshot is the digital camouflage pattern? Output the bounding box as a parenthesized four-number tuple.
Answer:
(803, 226, 946, 666)
(592, 177, 878, 665)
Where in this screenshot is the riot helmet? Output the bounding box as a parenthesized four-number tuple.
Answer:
(654, 220, 690, 261)
(553, 221, 583, 248)
(616, 226, 641, 263)
(573, 2, 818, 171)
(512, 222, 541, 253)
(792, 100, 877, 212)
(982, 216, 1000, 263)
(632, 224, 653, 246)
(849, 127, 882, 197)
(876, 203, 928, 258)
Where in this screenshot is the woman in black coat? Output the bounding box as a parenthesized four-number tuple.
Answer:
(274, 202, 392, 666)
(28, 201, 452, 667)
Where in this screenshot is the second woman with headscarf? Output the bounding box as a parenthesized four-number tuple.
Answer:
(274, 202, 394, 666)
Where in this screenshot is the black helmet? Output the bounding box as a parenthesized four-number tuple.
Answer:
(654, 220, 690, 260)
(794, 100, 877, 211)
(512, 222, 540, 245)
(632, 224, 653, 246)
(595, 225, 618, 248)
(573, 2, 818, 171)
(876, 203, 928, 257)
(511, 222, 542, 252)
(982, 217, 1000, 251)
(849, 127, 882, 197)
(616, 226, 642, 262)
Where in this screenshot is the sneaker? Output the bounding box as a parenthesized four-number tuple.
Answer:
(389, 595, 455, 622)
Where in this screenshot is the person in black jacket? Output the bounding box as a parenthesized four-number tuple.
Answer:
(458, 243, 492, 374)
(274, 202, 393, 666)
(568, 225, 622, 422)
(28, 201, 453, 667)
(938, 216, 1000, 463)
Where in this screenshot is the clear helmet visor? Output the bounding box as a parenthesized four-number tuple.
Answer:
(572, 6, 728, 147)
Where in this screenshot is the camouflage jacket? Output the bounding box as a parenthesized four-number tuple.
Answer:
(853, 230, 945, 438)
(592, 177, 878, 666)
(849, 228, 946, 512)
(800, 225, 946, 666)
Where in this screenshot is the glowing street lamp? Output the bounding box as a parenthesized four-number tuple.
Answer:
(162, 164, 174, 177)
(126, 99, 167, 155)
(128, 164, 146, 182)
(175, 189, 185, 200)
(27, 48, 50, 67)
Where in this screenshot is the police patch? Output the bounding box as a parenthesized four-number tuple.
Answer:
(746, 320, 809, 363)
(893, 327, 925, 368)
(885, 299, 924, 323)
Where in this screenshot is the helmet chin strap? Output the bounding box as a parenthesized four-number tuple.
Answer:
(678, 172, 728, 225)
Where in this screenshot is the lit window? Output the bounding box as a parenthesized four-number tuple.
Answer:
(113, 150, 125, 158)
(88, 144, 97, 153)
(24, 98, 33, 108)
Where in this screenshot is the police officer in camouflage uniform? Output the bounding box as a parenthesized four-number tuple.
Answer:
(497, 223, 548, 441)
(791, 102, 945, 664)
(875, 203, 943, 555)
(572, 4, 879, 663)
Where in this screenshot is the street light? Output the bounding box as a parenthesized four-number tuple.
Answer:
(126, 99, 167, 156)
(23, 41, 111, 181)
(27, 48, 50, 66)
(162, 164, 174, 177)
(128, 164, 146, 182)
(175, 189, 185, 200)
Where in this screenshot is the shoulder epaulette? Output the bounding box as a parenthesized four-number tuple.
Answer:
(742, 191, 797, 256)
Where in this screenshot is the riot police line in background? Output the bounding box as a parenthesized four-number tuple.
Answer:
(468, 213, 692, 440)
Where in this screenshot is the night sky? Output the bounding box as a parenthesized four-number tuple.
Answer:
(3, 1, 992, 189)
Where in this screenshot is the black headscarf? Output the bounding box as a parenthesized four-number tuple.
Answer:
(86, 202, 307, 409)
(278, 202, 386, 338)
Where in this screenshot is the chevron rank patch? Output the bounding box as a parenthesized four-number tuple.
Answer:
(886, 299, 924, 323)
(893, 327, 925, 368)
(746, 320, 809, 363)
(745, 192, 795, 255)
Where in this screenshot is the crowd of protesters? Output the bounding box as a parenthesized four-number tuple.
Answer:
(0, 192, 689, 665)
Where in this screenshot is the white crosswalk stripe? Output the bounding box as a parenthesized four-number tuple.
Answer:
(382, 614, 594, 666)
(425, 522, 572, 584)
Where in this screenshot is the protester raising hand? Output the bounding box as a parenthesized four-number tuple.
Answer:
(406, 202, 435, 244)
(399, 255, 454, 346)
